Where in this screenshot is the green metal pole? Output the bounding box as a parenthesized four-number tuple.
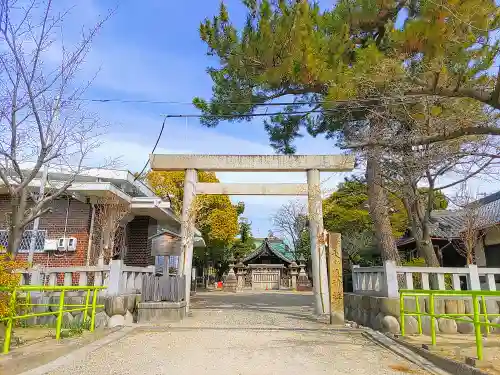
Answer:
(90, 288, 98, 332)
(430, 294, 436, 346)
(473, 295, 484, 360)
(2, 289, 17, 354)
(83, 289, 90, 323)
(55, 290, 65, 340)
(480, 295, 489, 336)
(415, 295, 422, 335)
(400, 292, 405, 336)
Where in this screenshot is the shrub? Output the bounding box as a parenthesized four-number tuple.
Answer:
(0, 255, 27, 319)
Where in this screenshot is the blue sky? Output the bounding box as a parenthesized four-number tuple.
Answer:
(62, 0, 352, 237)
(60, 0, 497, 237)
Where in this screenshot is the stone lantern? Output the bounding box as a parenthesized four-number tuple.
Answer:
(297, 255, 310, 291)
(289, 260, 299, 291)
(235, 261, 246, 292)
(224, 257, 238, 292)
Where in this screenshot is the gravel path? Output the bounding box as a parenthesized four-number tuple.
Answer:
(46, 292, 431, 375)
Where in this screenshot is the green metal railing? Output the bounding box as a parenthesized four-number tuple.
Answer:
(400, 289, 500, 360)
(0, 285, 106, 354)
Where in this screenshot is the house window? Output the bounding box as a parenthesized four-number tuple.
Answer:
(0, 230, 47, 253)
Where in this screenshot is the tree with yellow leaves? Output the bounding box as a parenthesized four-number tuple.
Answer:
(146, 170, 241, 248)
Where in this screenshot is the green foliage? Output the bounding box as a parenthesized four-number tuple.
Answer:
(231, 217, 256, 259)
(195, 0, 500, 152)
(323, 176, 449, 239)
(147, 170, 241, 246)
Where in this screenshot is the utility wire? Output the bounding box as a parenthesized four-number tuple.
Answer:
(74, 94, 428, 107)
(134, 116, 167, 181)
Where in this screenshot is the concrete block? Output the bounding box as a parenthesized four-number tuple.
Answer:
(137, 301, 187, 323)
(370, 312, 384, 331)
(369, 296, 382, 313)
(444, 299, 465, 315)
(381, 315, 400, 334)
(480, 299, 500, 315)
(105, 295, 126, 316)
(361, 295, 371, 310)
(380, 298, 401, 317)
(124, 294, 138, 313)
(351, 294, 363, 309)
(438, 318, 458, 334)
(425, 298, 445, 315)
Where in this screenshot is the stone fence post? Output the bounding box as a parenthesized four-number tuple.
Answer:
(467, 264, 481, 290)
(382, 260, 399, 298)
(108, 259, 124, 296)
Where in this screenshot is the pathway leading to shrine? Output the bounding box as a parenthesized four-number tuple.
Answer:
(43, 292, 433, 375)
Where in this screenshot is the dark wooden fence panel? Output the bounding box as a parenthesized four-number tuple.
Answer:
(141, 274, 186, 302)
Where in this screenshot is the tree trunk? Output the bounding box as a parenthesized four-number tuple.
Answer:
(7, 191, 28, 256)
(366, 152, 401, 265)
(403, 185, 441, 267)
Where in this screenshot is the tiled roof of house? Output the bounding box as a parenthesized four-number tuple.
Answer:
(397, 190, 500, 246)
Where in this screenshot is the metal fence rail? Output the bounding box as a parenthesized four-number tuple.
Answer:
(399, 289, 500, 360)
(141, 274, 185, 303)
(0, 285, 106, 354)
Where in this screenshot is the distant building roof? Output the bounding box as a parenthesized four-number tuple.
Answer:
(242, 237, 295, 264)
(397, 191, 500, 247)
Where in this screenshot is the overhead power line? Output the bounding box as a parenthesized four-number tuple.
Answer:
(74, 94, 429, 108)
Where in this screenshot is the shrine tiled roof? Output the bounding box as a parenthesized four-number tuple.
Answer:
(242, 238, 295, 264)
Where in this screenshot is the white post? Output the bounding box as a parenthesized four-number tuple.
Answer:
(180, 169, 197, 312)
(28, 164, 48, 265)
(307, 169, 330, 316)
(352, 265, 360, 293)
(467, 264, 481, 291)
(108, 259, 124, 295)
(383, 260, 399, 298)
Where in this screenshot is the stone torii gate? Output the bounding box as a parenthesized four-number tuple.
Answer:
(149, 154, 355, 316)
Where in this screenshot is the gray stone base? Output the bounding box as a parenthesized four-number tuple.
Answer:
(137, 301, 187, 323)
(344, 292, 500, 335)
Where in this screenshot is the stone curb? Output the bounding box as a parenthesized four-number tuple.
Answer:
(389, 334, 488, 375)
(365, 329, 487, 375)
(16, 327, 135, 375)
(362, 329, 451, 375)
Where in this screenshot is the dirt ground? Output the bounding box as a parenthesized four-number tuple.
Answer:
(402, 334, 500, 375)
(0, 328, 116, 375)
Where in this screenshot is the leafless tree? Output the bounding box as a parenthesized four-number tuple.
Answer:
(92, 195, 130, 265)
(451, 184, 490, 265)
(271, 199, 308, 253)
(374, 97, 497, 267)
(0, 0, 112, 255)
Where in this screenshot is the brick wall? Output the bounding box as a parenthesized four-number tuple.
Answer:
(0, 194, 91, 267)
(124, 216, 157, 267)
(0, 194, 167, 270)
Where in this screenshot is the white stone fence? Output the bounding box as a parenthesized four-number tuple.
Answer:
(15, 260, 155, 296)
(352, 261, 500, 298)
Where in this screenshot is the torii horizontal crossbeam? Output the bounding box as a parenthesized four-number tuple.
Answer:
(196, 183, 308, 195)
(150, 154, 354, 172)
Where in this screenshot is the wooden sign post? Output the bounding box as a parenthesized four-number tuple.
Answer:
(327, 232, 344, 325)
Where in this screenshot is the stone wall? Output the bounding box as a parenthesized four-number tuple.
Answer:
(344, 293, 500, 335)
(27, 293, 141, 329)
